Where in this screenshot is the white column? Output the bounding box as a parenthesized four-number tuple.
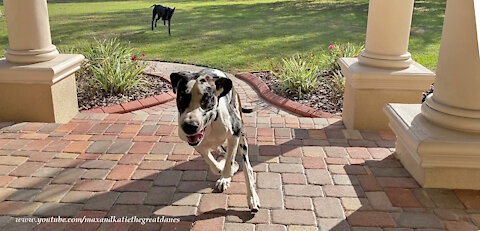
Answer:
(0, 0, 82, 123)
(339, 0, 434, 131)
(421, 0, 480, 133)
(384, 0, 480, 189)
(358, 0, 414, 69)
(4, 0, 58, 64)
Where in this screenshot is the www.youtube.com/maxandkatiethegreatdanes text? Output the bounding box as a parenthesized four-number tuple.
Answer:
(15, 216, 181, 225)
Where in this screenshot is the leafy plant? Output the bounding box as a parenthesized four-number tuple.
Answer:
(275, 54, 319, 96)
(84, 38, 145, 94)
(319, 42, 364, 70)
(326, 69, 346, 100)
(272, 42, 361, 100)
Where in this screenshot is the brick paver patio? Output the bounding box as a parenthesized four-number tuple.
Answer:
(0, 63, 478, 230)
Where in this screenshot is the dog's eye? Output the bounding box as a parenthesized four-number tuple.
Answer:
(199, 79, 206, 83)
(177, 93, 191, 113)
(200, 92, 215, 111)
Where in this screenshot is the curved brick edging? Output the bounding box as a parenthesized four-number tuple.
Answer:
(81, 72, 176, 114)
(236, 72, 339, 118)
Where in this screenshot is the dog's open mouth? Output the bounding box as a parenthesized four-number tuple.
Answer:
(186, 128, 205, 146)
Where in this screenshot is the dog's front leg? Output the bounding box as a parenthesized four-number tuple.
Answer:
(195, 146, 223, 175)
(215, 136, 240, 192)
(168, 20, 171, 36)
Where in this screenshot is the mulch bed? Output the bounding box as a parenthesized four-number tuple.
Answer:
(254, 70, 343, 115)
(77, 73, 172, 111)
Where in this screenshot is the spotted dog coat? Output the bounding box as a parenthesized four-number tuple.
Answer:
(170, 69, 260, 212)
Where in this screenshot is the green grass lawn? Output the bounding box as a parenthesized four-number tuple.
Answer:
(0, 0, 445, 72)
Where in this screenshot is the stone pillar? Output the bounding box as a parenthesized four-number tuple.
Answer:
(421, 0, 480, 133)
(339, 0, 434, 131)
(358, 0, 413, 69)
(4, 0, 59, 64)
(0, 0, 83, 123)
(384, 0, 480, 189)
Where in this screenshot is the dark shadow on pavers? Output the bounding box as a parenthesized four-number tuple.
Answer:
(324, 156, 479, 230)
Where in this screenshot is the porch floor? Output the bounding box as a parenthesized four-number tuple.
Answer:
(0, 63, 478, 231)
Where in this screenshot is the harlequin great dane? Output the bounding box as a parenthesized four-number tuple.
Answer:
(170, 69, 260, 213)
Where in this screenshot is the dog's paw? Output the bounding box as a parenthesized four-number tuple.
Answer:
(218, 159, 239, 177)
(248, 192, 261, 213)
(215, 177, 231, 192)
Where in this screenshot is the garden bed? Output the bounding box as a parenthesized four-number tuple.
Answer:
(70, 38, 175, 113)
(253, 70, 343, 115)
(77, 72, 172, 111)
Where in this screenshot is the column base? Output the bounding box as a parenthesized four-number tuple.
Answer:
(358, 50, 413, 69)
(5, 45, 59, 64)
(385, 103, 480, 190)
(339, 57, 434, 131)
(0, 54, 84, 123)
(422, 95, 480, 133)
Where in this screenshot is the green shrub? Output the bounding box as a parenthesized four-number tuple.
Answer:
(319, 42, 364, 70)
(326, 69, 345, 101)
(275, 54, 319, 96)
(85, 38, 145, 94)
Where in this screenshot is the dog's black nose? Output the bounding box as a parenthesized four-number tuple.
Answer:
(182, 122, 199, 135)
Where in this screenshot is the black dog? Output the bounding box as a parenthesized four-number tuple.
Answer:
(151, 4, 175, 35)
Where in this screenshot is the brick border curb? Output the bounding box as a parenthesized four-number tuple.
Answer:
(81, 72, 176, 114)
(236, 72, 339, 118)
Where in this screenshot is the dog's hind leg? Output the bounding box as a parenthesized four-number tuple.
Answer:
(155, 16, 160, 28)
(239, 132, 260, 212)
(151, 13, 155, 30)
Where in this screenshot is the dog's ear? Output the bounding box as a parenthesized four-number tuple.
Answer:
(214, 78, 232, 98)
(170, 72, 191, 94)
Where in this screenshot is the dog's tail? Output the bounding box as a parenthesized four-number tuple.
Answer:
(150, 4, 156, 7)
(241, 107, 255, 114)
